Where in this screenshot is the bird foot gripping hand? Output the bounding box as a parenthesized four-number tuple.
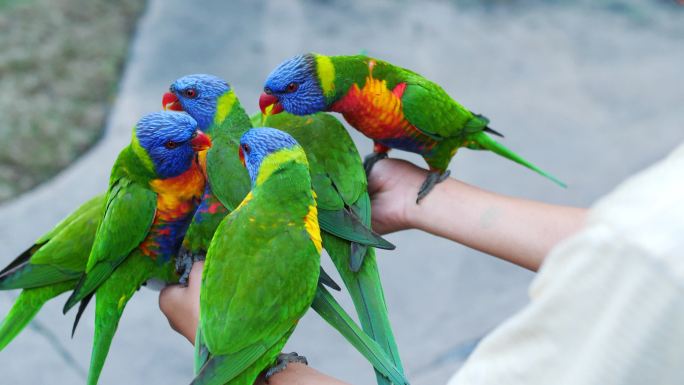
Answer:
(416, 170, 451, 203)
(176, 248, 206, 286)
(363, 151, 389, 176)
(263, 352, 309, 381)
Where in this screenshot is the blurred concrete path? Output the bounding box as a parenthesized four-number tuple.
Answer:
(1, 1, 682, 384)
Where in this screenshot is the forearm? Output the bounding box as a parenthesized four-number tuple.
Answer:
(254, 364, 351, 385)
(409, 177, 587, 271)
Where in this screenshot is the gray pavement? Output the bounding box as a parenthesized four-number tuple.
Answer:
(0, 1, 683, 384)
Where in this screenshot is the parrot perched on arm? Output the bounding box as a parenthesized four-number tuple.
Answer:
(192, 127, 321, 385)
(0, 194, 102, 350)
(62, 111, 211, 385)
(165, 75, 405, 385)
(163, 74, 392, 278)
(260, 53, 566, 202)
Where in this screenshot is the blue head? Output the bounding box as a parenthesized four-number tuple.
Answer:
(239, 127, 300, 186)
(135, 111, 211, 179)
(164, 74, 231, 131)
(260, 54, 327, 116)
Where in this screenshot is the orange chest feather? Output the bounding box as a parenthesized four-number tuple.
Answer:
(149, 159, 206, 220)
(331, 76, 415, 140)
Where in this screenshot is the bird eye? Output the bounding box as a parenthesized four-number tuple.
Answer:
(183, 88, 197, 98)
(165, 141, 178, 149)
(241, 143, 250, 153)
(286, 83, 299, 93)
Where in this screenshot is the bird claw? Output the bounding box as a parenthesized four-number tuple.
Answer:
(176, 249, 205, 286)
(416, 170, 450, 204)
(363, 152, 389, 176)
(264, 352, 308, 383)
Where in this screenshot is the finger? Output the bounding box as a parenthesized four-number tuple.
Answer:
(159, 285, 185, 332)
(367, 159, 389, 195)
(187, 261, 205, 289)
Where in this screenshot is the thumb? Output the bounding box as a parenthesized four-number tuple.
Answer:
(158, 261, 204, 343)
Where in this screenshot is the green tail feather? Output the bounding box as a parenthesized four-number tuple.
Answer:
(311, 284, 409, 385)
(87, 308, 120, 385)
(86, 256, 155, 385)
(318, 208, 395, 250)
(470, 131, 567, 188)
(194, 327, 209, 374)
(323, 233, 404, 385)
(0, 282, 73, 350)
(192, 330, 291, 385)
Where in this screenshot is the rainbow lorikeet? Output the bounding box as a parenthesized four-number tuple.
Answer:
(165, 75, 404, 385)
(256, 111, 405, 385)
(0, 194, 102, 350)
(163, 75, 392, 278)
(62, 111, 211, 385)
(260, 53, 566, 202)
(193, 127, 320, 385)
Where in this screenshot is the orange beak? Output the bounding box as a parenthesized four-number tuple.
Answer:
(191, 130, 212, 152)
(238, 146, 246, 167)
(163, 92, 183, 111)
(259, 92, 284, 115)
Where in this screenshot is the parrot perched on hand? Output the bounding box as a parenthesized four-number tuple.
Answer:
(62, 111, 211, 385)
(0, 194, 102, 350)
(163, 74, 391, 280)
(192, 127, 321, 385)
(165, 75, 405, 385)
(260, 53, 566, 202)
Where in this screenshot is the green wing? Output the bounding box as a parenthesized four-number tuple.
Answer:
(257, 112, 365, 209)
(206, 134, 251, 211)
(34, 194, 103, 245)
(400, 79, 481, 140)
(206, 105, 253, 211)
(199, 192, 319, 381)
(194, 326, 210, 374)
(0, 281, 75, 351)
(63, 178, 156, 312)
(192, 339, 270, 385)
(201, 221, 317, 355)
(0, 195, 103, 290)
(317, 207, 393, 252)
(255, 112, 391, 251)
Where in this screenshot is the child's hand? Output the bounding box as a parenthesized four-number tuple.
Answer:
(367, 158, 428, 234)
(159, 261, 202, 344)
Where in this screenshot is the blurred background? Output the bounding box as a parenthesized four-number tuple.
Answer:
(0, 0, 682, 384)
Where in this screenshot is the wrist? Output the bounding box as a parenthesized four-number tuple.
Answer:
(394, 164, 433, 231)
(404, 173, 461, 233)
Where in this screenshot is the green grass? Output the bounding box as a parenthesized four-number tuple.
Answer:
(0, 0, 145, 203)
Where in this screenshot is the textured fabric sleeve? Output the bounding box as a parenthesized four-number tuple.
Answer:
(448, 223, 684, 385)
(449, 141, 684, 385)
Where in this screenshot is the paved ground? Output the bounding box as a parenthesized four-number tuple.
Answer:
(0, 1, 682, 384)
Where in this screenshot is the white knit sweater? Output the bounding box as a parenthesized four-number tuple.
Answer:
(450, 143, 684, 385)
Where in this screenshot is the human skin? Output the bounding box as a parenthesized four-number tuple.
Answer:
(159, 262, 349, 385)
(368, 159, 587, 271)
(159, 158, 587, 384)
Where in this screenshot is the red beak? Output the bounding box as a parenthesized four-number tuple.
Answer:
(191, 130, 212, 152)
(238, 146, 245, 167)
(259, 92, 284, 115)
(163, 92, 183, 111)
